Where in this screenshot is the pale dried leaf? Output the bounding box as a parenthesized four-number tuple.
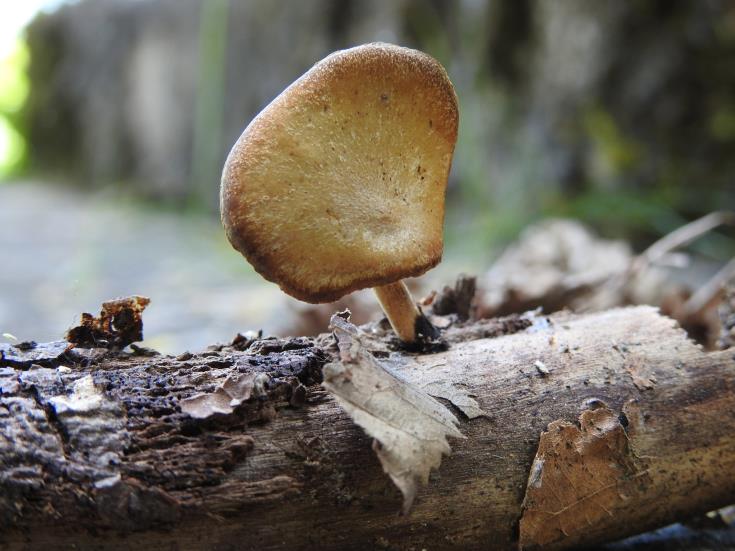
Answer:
(418, 381, 485, 419)
(323, 314, 463, 512)
(480, 219, 635, 316)
(401, 357, 488, 419)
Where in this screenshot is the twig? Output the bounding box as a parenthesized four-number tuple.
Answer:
(635, 211, 735, 272)
(684, 257, 735, 317)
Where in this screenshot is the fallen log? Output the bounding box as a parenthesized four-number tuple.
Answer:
(0, 306, 733, 550)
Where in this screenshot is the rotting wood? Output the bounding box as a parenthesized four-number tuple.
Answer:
(0, 306, 734, 550)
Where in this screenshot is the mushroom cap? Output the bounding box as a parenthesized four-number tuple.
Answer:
(221, 43, 459, 303)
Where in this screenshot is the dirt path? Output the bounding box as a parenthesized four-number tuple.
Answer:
(1, 181, 294, 353)
(2, 181, 469, 354)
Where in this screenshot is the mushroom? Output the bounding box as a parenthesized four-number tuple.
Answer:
(220, 43, 459, 343)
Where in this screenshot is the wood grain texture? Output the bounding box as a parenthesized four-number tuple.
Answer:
(0, 307, 733, 550)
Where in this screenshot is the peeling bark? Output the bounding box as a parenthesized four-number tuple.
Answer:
(519, 405, 650, 548)
(0, 307, 733, 550)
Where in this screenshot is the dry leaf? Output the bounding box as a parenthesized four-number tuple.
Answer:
(519, 404, 651, 549)
(479, 219, 636, 317)
(322, 314, 463, 512)
(400, 357, 488, 419)
(418, 381, 486, 419)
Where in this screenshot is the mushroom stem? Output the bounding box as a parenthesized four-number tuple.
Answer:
(373, 281, 438, 343)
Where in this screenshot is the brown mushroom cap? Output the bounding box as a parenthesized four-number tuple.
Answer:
(221, 43, 459, 303)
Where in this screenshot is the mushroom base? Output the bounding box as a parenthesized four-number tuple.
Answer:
(373, 280, 438, 343)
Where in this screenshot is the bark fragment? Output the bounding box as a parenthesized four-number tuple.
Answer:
(430, 274, 477, 321)
(66, 295, 150, 349)
(519, 404, 650, 549)
(180, 372, 270, 419)
(0, 340, 71, 369)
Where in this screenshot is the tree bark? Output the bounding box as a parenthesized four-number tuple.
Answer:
(0, 306, 733, 550)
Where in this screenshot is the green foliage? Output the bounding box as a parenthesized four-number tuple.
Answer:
(0, 38, 29, 178)
(709, 104, 735, 142)
(546, 188, 674, 237)
(545, 187, 735, 259)
(584, 106, 642, 175)
(0, 119, 25, 179)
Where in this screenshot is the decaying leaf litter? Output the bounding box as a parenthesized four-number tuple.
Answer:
(479, 212, 735, 349)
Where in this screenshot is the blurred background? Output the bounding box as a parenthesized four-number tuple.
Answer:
(2, 0, 734, 353)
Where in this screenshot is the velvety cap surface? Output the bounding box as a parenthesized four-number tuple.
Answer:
(221, 43, 458, 303)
